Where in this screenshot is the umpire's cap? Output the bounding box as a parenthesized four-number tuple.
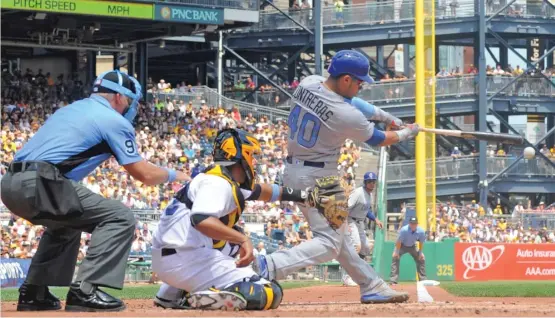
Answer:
(409, 217, 418, 224)
(327, 50, 374, 84)
(363, 172, 377, 182)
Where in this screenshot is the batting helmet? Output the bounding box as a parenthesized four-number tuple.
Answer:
(327, 50, 374, 84)
(213, 128, 261, 190)
(363, 172, 377, 182)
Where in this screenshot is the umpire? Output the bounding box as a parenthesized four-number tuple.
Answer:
(0, 70, 189, 312)
(389, 217, 427, 284)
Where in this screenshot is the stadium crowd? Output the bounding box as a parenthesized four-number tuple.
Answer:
(223, 63, 555, 107)
(427, 201, 555, 244)
(2, 68, 554, 261)
(1, 68, 365, 258)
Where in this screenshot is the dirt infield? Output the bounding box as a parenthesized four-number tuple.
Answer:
(2, 284, 554, 317)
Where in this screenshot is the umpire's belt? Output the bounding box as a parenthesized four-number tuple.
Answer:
(286, 156, 325, 168)
(8, 161, 59, 176)
(161, 248, 177, 257)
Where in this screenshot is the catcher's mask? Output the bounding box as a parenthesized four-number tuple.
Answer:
(212, 128, 261, 190)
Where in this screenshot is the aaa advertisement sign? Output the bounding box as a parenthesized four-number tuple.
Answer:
(454, 243, 555, 281)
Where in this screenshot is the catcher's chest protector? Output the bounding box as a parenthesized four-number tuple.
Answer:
(176, 165, 245, 250)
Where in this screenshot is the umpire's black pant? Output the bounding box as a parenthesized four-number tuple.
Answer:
(0, 161, 136, 289)
(389, 244, 427, 283)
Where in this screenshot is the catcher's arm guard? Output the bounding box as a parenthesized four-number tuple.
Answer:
(308, 176, 349, 230)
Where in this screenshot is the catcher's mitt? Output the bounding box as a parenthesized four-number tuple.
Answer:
(308, 176, 348, 230)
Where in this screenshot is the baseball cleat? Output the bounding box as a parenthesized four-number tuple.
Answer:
(342, 275, 358, 287)
(187, 290, 247, 311)
(361, 283, 409, 304)
(153, 296, 189, 309)
(252, 255, 270, 280)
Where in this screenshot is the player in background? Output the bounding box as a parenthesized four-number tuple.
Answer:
(253, 50, 419, 304)
(342, 171, 383, 287)
(151, 128, 333, 310)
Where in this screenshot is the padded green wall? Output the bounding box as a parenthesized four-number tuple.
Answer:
(374, 238, 459, 281)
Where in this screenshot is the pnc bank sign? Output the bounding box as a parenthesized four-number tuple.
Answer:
(154, 4, 223, 25)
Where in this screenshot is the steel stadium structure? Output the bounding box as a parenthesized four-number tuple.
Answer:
(214, 0, 555, 211)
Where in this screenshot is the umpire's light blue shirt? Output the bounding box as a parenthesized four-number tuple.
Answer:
(397, 224, 426, 247)
(14, 95, 142, 181)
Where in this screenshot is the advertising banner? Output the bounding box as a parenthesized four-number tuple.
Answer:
(1, 0, 154, 20)
(527, 38, 545, 70)
(454, 243, 555, 281)
(154, 4, 224, 25)
(0, 258, 32, 289)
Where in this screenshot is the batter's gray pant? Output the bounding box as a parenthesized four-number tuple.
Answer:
(389, 245, 427, 283)
(0, 170, 136, 289)
(265, 163, 382, 295)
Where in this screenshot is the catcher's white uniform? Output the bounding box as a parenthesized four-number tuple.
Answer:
(152, 173, 263, 300)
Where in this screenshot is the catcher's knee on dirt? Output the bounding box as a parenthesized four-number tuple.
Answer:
(224, 279, 283, 310)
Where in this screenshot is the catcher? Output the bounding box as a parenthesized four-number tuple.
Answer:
(150, 128, 334, 311)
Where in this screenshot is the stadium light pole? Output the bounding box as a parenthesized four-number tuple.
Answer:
(314, 0, 323, 75)
(218, 30, 224, 107)
(477, 0, 488, 207)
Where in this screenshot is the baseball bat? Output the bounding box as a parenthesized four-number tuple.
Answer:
(419, 127, 525, 145)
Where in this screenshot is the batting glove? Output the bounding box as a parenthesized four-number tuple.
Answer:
(388, 116, 404, 129)
(396, 124, 420, 141)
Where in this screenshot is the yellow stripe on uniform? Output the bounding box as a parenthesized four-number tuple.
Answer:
(263, 285, 274, 310)
(204, 165, 245, 249)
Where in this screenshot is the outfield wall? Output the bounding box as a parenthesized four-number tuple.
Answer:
(454, 243, 555, 281)
(375, 238, 458, 282)
(375, 241, 555, 282)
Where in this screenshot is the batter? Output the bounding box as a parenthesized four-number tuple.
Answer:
(253, 50, 419, 303)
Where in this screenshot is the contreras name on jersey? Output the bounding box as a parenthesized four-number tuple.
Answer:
(293, 86, 334, 123)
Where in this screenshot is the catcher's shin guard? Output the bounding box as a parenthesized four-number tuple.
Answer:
(224, 278, 283, 310)
(187, 290, 247, 311)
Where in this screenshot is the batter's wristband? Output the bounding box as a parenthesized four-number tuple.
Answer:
(165, 168, 177, 183)
(270, 184, 280, 202)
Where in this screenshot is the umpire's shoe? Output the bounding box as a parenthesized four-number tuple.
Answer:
(17, 283, 62, 311)
(65, 282, 126, 312)
(361, 282, 409, 304)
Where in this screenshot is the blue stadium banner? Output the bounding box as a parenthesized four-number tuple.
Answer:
(154, 4, 224, 25)
(0, 258, 32, 289)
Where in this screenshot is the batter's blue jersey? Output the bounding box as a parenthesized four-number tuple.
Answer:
(15, 95, 143, 181)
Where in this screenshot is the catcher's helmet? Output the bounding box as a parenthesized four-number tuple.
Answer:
(363, 172, 377, 182)
(327, 50, 374, 84)
(213, 128, 261, 190)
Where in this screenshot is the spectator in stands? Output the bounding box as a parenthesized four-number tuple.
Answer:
(254, 242, 267, 256)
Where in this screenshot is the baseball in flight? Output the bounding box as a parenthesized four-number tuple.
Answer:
(523, 147, 536, 160)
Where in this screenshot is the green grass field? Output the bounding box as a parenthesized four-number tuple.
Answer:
(441, 281, 555, 297)
(0, 281, 338, 302)
(2, 281, 553, 302)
